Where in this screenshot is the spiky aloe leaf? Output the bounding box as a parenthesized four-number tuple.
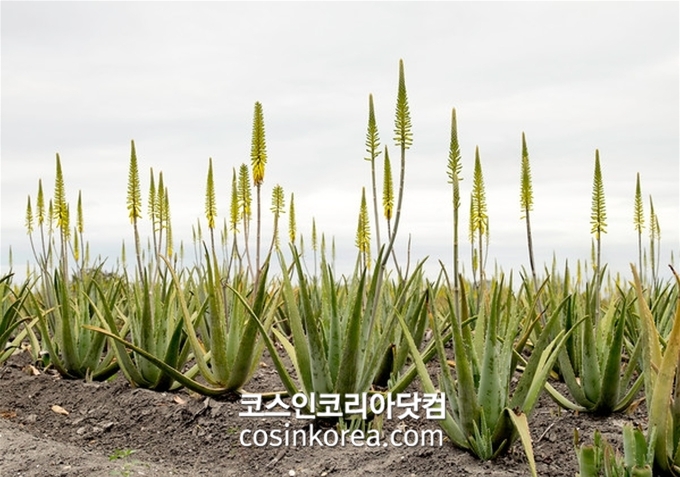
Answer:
(205, 158, 217, 229)
(250, 102, 267, 186)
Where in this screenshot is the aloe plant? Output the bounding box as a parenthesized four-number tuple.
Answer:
(89, 253, 275, 396)
(544, 270, 644, 415)
(85, 270, 192, 391)
(237, 247, 429, 418)
(576, 424, 655, 477)
(397, 268, 571, 477)
(0, 274, 32, 366)
(632, 264, 680, 475)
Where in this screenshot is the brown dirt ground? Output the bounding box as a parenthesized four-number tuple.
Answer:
(0, 349, 646, 477)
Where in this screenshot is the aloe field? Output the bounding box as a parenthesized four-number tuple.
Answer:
(1, 56, 679, 477)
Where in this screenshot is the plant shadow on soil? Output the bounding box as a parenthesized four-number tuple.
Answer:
(0, 349, 646, 477)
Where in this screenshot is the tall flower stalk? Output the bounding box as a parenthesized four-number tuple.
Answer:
(470, 146, 488, 298)
(364, 93, 382, 254)
(127, 140, 144, 276)
(633, 172, 644, 281)
(520, 132, 538, 289)
(649, 196, 661, 284)
(446, 108, 463, 317)
(205, 157, 218, 260)
(250, 101, 267, 283)
(590, 149, 607, 320)
(382, 59, 412, 272)
(356, 187, 371, 268)
(238, 163, 253, 280)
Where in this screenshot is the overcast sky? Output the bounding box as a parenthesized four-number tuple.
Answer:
(2, 1, 678, 283)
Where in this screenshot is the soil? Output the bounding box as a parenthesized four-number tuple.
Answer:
(0, 349, 646, 477)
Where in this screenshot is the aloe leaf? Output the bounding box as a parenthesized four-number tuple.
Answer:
(596, 301, 626, 413)
(477, 282, 503, 431)
(648, 269, 680, 473)
(84, 324, 237, 396)
(506, 409, 538, 477)
(277, 250, 314, 394)
(581, 310, 602, 406)
(160, 255, 214, 382)
(335, 269, 367, 395)
(631, 265, 662, 400)
(450, 274, 479, 436)
(394, 307, 467, 447)
(228, 283, 299, 399)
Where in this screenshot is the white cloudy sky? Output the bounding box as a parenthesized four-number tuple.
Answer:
(1, 1, 678, 282)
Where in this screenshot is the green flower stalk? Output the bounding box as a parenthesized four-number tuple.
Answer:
(25, 196, 34, 235)
(155, 171, 166, 261)
(365, 93, 383, 252)
(633, 172, 645, 280)
(383, 146, 394, 226)
(649, 196, 661, 283)
(126, 140, 144, 275)
(382, 59, 412, 272)
(204, 158, 217, 230)
(520, 132, 539, 292)
(228, 168, 241, 275)
(53, 153, 71, 277)
(205, 157, 217, 259)
(446, 108, 463, 316)
(268, 184, 285, 253)
(250, 101, 267, 279)
(76, 190, 85, 269)
(238, 163, 254, 280)
(356, 187, 371, 268)
(229, 168, 240, 232)
(36, 179, 45, 227)
(164, 187, 173, 259)
(312, 217, 318, 276)
(471, 146, 488, 292)
(148, 168, 159, 261)
(289, 192, 297, 245)
(590, 149, 606, 318)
